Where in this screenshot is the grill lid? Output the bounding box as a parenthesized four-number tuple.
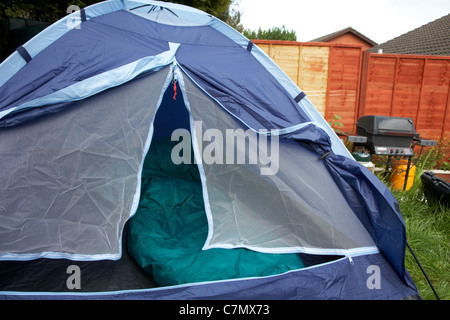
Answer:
(355, 115, 419, 153)
(356, 115, 416, 136)
(353, 116, 437, 157)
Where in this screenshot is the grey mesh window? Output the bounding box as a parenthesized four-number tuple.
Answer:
(181, 71, 376, 254)
(0, 67, 170, 260)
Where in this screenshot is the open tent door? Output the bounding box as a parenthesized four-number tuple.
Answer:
(127, 69, 308, 287)
(126, 67, 379, 287)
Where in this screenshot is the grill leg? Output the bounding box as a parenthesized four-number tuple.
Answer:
(403, 156, 413, 191)
(385, 155, 392, 177)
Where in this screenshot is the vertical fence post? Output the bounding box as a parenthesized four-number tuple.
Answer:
(415, 58, 428, 131)
(441, 81, 450, 139)
(358, 50, 371, 119)
(389, 57, 400, 116)
(353, 47, 364, 132)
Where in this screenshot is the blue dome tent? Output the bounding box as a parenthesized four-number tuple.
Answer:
(0, 0, 419, 299)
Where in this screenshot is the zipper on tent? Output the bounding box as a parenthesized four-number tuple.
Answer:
(171, 63, 178, 100)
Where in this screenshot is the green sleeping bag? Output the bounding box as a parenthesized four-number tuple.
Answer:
(127, 137, 304, 286)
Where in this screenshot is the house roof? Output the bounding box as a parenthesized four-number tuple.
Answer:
(310, 27, 378, 46)
(369, 13, 450, 56)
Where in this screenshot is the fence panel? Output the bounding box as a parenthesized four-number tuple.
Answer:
(417, 59, 450, 140)
(253, 40, 362, 125)
(391, 57, 424, 119)
(254, 41, 331, 116)
(326, 46, 362, 131)
(359, 54, 397, 116)
(360, 52, 450, 140)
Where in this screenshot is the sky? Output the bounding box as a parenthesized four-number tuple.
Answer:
(236, 0, 450, 44)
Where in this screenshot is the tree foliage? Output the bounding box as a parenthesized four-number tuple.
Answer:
(243, 25, 297, 41)
(160, 0, 232, 22)
(0, 0, 101, 60)
(2, 0, 100, 22)
(0, 0, 295, 61)
(225, 2, 243, 33)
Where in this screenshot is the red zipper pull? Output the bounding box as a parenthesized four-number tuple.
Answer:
(173, 79, 177, 100)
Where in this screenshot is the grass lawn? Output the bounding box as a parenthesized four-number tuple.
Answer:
(386, 171, 449, 300)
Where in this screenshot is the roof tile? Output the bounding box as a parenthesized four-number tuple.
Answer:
(369, 13, 450, 56)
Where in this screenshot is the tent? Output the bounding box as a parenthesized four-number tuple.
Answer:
(0, 0, 420, 299)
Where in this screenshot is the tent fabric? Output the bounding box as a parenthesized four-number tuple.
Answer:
(0, 0, 419, 299)
(0, 4, 348, 157)
(324, 154, 410, 280)
(0, 42, 180, 124)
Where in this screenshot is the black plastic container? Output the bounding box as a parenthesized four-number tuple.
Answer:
(420, 171, 450, 206)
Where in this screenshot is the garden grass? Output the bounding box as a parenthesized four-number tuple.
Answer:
(388, 170, 449, 300)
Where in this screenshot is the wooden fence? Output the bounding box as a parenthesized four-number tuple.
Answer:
(359, 52, 450, 141)
(253, 40, 450, 141)
(253, 40, 363, 131)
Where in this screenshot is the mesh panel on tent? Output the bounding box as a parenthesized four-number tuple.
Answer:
(0, 68, 170, 260)
(181, 71, 376, 254)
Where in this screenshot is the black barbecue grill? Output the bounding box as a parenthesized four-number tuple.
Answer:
(356, 115, 417, 156)
(352, 115, 437, 190)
